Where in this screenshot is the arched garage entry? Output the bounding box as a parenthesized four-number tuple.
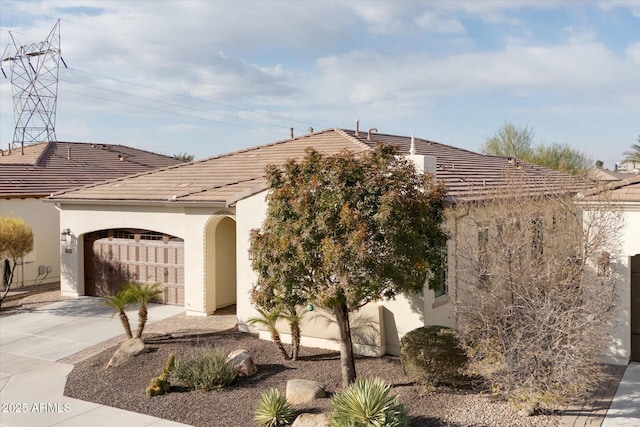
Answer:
(84, 229, 184, 305)
(204, 216, 237, 313)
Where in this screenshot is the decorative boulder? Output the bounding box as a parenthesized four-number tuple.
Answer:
(292, 413, 331, 427)
(107, 338, 148, 368)
(286, 379, 326, 405)
(227, 349, 257, 377)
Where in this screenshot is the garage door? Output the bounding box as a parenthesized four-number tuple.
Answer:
(84, 230, 184, 306)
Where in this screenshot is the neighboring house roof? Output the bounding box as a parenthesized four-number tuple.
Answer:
(584, 175, 640, 203)
(589, 168, 637, 182)
(0, 141, 184, 198)
(47, 128, 581, 206)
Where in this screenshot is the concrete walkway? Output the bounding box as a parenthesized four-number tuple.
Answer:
(0, 297, 190, 427)
(601, 362, 640, 427)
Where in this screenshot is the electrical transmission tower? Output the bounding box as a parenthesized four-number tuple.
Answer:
(1, 20, 66, 148)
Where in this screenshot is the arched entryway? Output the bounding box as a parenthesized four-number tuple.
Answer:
(204, 216, 237, 313)
(83, 229, 184, 305)
(632, 254, 640, 362)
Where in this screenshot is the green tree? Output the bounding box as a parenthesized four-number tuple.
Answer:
(173, 152, 195, 162)
(622, 136, 640, 167)
(0, 216, 34, 305)
(481, 122, 534, 159)
(250, 145, 447, 386)
(482, 122, 590, 175)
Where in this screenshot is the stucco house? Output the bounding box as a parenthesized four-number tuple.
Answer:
(0, 141, 182, 289)
(46, 128, 636, 363)
(584, 175, 640, 363)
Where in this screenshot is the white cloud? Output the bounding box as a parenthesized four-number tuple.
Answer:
(415, 11, 466, 34)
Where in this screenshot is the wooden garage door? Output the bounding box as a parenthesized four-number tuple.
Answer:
(84, 230, 184, 306)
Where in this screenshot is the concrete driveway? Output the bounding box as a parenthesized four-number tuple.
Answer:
(0, 297, 190, 427)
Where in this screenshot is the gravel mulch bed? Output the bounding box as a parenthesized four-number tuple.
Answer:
(64, 328, 560, 427)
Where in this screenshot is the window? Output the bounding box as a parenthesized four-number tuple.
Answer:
(478, 226, 490, 286)
(434, 253, 448, 298)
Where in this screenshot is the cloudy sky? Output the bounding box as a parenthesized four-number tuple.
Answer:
(1, 1, 638, 168)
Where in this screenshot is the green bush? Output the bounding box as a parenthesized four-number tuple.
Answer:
(254, 388, 295, 427)
(400, 326, 467, 387)
(330, 377, 409, 427)
(171, 347, 236, 391)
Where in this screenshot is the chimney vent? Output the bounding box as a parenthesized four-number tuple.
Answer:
(290, 128, 294, 138)
(355, 119, 360, 136)
(67, 146, 71, 160)
(367, 128, 377, 141)
(308, 127, 313, 134)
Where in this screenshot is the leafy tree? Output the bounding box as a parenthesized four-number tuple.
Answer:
(453, 177, 622, 414)
(0, 216, 34, 305)
(482, 122, 591, 175)
(250, 145, 447, 386)
(622, 136, 640, 167)
(481, 122, 534, 159)
(173, 152, 195, 162)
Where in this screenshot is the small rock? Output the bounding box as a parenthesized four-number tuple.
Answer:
(286, 379, 326, 405)
(106, 338, 148, 368)
(227, 349, 257, 377)
(292, 413, 331, 427)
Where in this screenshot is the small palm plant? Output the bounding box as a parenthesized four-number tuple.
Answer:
(104, 291, 135, 338)
(247, 305, 291, 360)
(330, 377, 409, 427)
(254, 388, 295, 427)
(125, 282, 162, 338)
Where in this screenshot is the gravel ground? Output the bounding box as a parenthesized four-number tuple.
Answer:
(64, 329, 560, 427)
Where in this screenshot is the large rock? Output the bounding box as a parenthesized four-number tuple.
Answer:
(227, 349, 257, 377)
(292, 413, 331, 427)
(106, 338, 148, 368)
(286, 379, 326, 405)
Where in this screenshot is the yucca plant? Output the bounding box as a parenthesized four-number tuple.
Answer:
(330, 377, 409, 427)
(254, 388, 295, 427)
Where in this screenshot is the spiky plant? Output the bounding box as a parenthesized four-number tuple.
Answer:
(104, 291, 135, 338)
(125, 282, 162, 338)
(247, 306, 290, 360)
(254, 388, 295, 427)
(330, 377, 409, 427)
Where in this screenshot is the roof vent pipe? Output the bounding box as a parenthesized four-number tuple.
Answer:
(367, 128, 377, 141)
(67, 146, 71, 160)
(410, 134, 416, 155)
(7, 144, 11, 155)
(355, 119, 360, 136)
(21, 141, 24, 156)
(308, 127, 313, 134)
(290, 128, 294, 138)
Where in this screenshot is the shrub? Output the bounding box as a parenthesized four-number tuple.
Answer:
(400, 326, 467, 387)
(254, 388, 295, 427)
(330, 377, 409, 427)
(171, 347, 236, 391)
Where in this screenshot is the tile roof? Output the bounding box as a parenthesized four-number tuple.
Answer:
(584, 174, 640, 203)
(47, 129, 583, 206)
(0, 141, 184, 198)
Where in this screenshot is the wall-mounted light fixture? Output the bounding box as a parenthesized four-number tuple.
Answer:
(60, 228, 72, 253)
(60, 228, 71, 242)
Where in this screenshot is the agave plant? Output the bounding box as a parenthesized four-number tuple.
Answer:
(330, 377, 409, 427)
(254, 388, 295, 427)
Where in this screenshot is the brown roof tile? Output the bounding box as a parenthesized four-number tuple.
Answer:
(47, 129, 583, 206)
(0, 141, 183, 198)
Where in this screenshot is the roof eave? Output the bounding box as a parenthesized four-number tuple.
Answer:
(43, 197, 228, 209)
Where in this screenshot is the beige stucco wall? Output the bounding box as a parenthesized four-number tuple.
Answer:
(56, 202, 233, 316)
(1, 198, 61, 287)
(606, 203, 640, 364)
